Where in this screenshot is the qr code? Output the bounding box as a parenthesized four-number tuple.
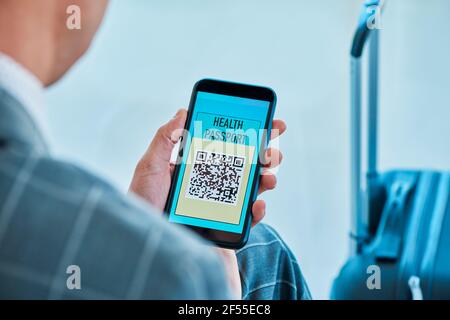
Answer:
(186, 151, 245, 205)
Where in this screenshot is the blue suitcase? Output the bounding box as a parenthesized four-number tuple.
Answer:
(331, 0, 450, 299)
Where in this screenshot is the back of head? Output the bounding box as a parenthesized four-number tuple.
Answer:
(0, 0, 109, 86)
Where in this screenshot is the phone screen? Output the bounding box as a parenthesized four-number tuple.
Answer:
(168, 91, 271, 234)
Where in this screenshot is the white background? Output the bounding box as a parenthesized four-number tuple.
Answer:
(46, 0, 450, 299)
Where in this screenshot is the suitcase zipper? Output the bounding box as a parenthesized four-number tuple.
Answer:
(395, 172, 435, 299)
(408, 276, 423, 300)
(418, 174, 450, 299)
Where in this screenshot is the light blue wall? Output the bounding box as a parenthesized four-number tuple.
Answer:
(46, 0, 450, 299)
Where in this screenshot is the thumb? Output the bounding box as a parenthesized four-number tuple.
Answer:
(144, 109, 187, 166)
(129, 109, 187, 209)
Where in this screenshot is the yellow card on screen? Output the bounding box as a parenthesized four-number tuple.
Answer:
(175, 138, 255, 225)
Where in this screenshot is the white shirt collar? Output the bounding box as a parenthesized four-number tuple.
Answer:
(0, 52, 49, 145)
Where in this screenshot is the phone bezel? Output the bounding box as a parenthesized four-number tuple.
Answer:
(164, 79, 277, 249)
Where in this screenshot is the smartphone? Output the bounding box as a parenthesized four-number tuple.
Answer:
(164, 79, 276, 249)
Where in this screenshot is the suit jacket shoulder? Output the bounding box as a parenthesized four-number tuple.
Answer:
(0, 146, 230, 299)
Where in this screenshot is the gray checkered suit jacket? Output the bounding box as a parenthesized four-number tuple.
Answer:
(0, 87, 231, 299)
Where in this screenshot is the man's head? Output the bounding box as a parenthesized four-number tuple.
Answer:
(0, 0, 109, 86)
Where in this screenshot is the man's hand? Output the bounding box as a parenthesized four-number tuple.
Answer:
(129, 109, 286, 298)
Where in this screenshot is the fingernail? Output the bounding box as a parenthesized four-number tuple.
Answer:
(174, 109, 183, 118)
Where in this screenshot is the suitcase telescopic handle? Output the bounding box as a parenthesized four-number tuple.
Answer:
(351, 0, 384, 58)
(350, 0, 386, 254)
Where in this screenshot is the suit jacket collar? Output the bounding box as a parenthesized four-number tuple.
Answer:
(0, 87, 49, 154)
